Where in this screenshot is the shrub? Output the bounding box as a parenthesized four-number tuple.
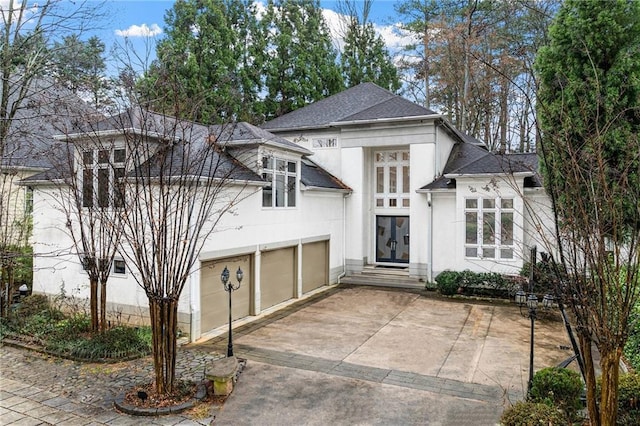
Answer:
(435, 270, 461, 295)
(617, 372, 640, 426)
(500, 400, 565, 426)
(14, 294, 49, 318)
(45, 325, 152, 360)
(529, 367, 583, 420)
(624, 302, 640, 371)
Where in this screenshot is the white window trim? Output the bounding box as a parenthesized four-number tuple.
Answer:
(261, 154, 298, 209)
(374, 150, 410, 209)
(311, 137, 338, 149)
(464, 196, 515, 260)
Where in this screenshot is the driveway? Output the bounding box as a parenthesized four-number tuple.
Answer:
(194, 285, 576, 425)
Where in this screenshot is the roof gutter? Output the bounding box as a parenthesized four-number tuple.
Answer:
(300, 185, 352, 194)
(444, 171, 534, 179)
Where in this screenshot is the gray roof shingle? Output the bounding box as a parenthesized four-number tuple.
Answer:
(301, 158, 351, 191)
(262, 83, 437, 131)
(421, 144, 541, 190)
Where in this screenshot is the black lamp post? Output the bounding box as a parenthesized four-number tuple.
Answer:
(515, 247, 554, 393)
(221, 266, 243, 358)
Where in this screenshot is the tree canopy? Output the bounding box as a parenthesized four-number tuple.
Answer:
(535, 0, 640, 424)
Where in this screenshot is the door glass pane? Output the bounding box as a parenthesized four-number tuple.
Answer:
(466, 212, 477, 243)
(376, 217, 392, 261)
(483, 212, 496, 244)
(395, 217, 410, 261)
(376, 167, 384, 193)
(402, 166, 410, 193)
(389, 167, 397, 193)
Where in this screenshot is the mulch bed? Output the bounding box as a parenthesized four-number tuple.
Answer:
(123, 381, 197, 408)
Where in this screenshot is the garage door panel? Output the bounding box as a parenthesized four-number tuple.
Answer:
(261, 247, 295, 309)
(200, 255, 251, 333)
(302, 241, 328, 293)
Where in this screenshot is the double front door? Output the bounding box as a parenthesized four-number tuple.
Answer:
(376, 216, 409, 263)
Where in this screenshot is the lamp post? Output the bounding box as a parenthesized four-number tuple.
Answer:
(221, 266, 243, 358)
(515, 247, 555, 393)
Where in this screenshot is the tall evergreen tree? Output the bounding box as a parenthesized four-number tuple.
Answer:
(52, 35, 111, 111)
(536, 0, 640, 424)
(261, 0, 344, 120)
(137, 0, 263, 124)
(339, 0, 401, 92)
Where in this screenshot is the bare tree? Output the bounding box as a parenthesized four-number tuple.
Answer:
(80, 102, 260, 394)
(0, 0, 105, 314)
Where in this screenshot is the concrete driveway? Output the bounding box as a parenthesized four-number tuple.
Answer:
(194, 285, 576, 425)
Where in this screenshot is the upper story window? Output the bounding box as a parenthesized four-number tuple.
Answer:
(262, 156, 297, 208)
(312, 138, 337, 148)
(465, 197, 514, 259)
(82, 147, 126, 208)
(374, 150, 410, 208)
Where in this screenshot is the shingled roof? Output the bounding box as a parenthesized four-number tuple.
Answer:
(421, 144, 541, 190)
(262, 83, 438, 131)
(300, 158, 351, 192)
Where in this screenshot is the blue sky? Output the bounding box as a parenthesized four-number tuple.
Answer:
(94, 1, 407, 75)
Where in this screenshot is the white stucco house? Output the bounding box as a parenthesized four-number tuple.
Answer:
(26, 83, 553, 341)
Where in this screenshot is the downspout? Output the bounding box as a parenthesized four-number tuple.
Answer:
(337, 191, 350, 283)
(428, 192, 433, 284)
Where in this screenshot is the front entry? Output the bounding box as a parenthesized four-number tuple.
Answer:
(376, 216, 409, 263)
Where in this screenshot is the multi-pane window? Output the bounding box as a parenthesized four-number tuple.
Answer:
(262, 156, 297, 208)
(465, 197, 514, 259)
(82, 148, 126, 208)
(374, 150, 410, 208)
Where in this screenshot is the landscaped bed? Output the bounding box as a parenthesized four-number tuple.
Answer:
(0, 294, 152, 362)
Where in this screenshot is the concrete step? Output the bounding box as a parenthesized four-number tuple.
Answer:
(340, 273, 424, 289)
(361, 265, 409, 276)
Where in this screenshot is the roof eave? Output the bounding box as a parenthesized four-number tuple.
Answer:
(331, 113, 442, 127)
(301, 185, 352, 194)
(444, 171, 534, 179)
(54, 128, 177, 142)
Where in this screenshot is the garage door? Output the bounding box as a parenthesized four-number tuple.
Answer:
(200, 254, 252, 333)
(260, 247, 295, 310)
(302, 240, 329, 293)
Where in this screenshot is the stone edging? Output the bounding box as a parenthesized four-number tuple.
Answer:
(113, 382, 207, 416)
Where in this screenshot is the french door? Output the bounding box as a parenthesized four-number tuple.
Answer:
(376, 216, 410, 264)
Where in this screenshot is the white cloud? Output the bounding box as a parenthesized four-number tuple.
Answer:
(115, 23, 162, 38)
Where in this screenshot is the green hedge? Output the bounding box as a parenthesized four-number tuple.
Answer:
(529, 367, 583, 421)
(435, 269, 514, 298)
(500, 401, 565, 425)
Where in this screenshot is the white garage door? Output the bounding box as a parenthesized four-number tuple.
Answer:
(302, 240, 329, 293)
(260, 247, 296, 309)
(200, 254, 252, 333)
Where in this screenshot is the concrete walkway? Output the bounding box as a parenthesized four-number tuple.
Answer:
(0, 285, 577, 425)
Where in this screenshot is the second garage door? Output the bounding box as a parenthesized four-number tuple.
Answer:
(302, 240, 329, 293)
(200, 254, 252, 334)
(260, 247, 296, 310)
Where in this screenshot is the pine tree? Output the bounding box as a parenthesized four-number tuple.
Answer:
(137, 0, 263, 124)
(536, 1, 640, 424)
(262, 0, 344, 119)
(340, 1, 400, 92)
